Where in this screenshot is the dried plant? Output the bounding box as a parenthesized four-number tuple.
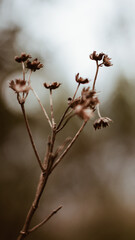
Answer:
(9, 51, 113, 240)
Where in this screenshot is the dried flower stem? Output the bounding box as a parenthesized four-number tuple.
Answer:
(31, 87, 52, 128)
(92, 60, 99, 90)
(17, 129, 56, 240)
(65, 109, 73, 119)
(22, 62, 25, 81)
(51, 120, 87, 172)
(56, 106, 70, 130)
(97, 104, 102, 118)
(20, 103, 44, 172)
(57, 84, 80, 130)
(49, 89, 55, 128)
(12, 51, 112, 240)
(17, 172, 49, 240)
(43, 135, 51, 169)
(56, 113, 75, 133)
(28, 70, 32, 84)
(72, 83, 80, 100)
(28, 206, 62, 234)
(54, 137, 72, 157)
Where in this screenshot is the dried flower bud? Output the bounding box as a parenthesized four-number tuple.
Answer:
(93, 117, 112, 130)
(9, 79, 30, 93)
(26, 58, 43, 72)
(15, 52, 31, 63)
(75, 104, 93, 121)
(89, 51, 105, 61)
(81, 87, 96, 100)
(43, 82, 61, 90)
(80, 88, 99, 109)
(103, 55, 113, 67)
(89, 97, 99, 110)
(75, 73, 89, 84)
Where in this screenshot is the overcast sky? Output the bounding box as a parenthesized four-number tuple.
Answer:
(1, 0, 135, 101)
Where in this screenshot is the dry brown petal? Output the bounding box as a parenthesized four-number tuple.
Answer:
(26, 58, 43, 72)
(9, 79, 30, 93)
(43, 82, 61, 90)
(75, 73, 89, 84)
(15, 52, 31, 63)
(103, 55, 113, 67)
(81, 87, 96, 100)
(89, 51, 105, 61)
(93, 117, 112, 130)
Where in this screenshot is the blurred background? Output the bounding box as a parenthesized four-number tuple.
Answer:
(0, 0, 135, 239)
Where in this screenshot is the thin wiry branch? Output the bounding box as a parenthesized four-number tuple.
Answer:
(49, 89, 55, 128)
(92, 60, 99, 90)
(56, 105, 70, 130)
(56, 113, 75, 133)
(54, 137, 72, 157)
(51, 120, 87, 172)
(20, 103, 44, 172)
(31, 87, 52, 128)
(28, 206, 62, 234)
(72, 82, 80, 100)
(22, 61, 25, 81)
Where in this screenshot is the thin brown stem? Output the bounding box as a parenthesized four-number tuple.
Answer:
(54, 137, 72, 157)
(97, 104, 102, 118)
(28, 70, 32, 84)
(56, 106, 70, 130)
(17, 129, 56, 240)
(51, 120, 87, 172)
(31, 87, 52, 128)
(92, 60, 99, 90)
(20, 103, 44, 172)
(43, 136, 51, 170)
(22, 62, 25, 81)
(28, 206, 62, 234)
(72, 83, 80, 100)
(57, 83, 81, 130)
(17, 172, 49, 240)
(65, 109, 73, 119)
(49, 89, 55, 128)
(46, 130, 56, 172)
(56, 113, 75, 133)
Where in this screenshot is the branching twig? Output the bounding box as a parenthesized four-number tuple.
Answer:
(10, 51, 112, 240)
(49, 89, 55, 128)
(31, 87, 52, 128)
(20, 103, 44, 172)
(56, 113, 75, 133)
(54, 137, 72, 157)
(17, 172, 49, 240)
(64, 109, 73, 119)
(51, 120, 87, 172)
(57, 83, 81, 130)
(72, 83, 80, 100)
(28, 206, 62, 234)
(56, 106, 70, 130)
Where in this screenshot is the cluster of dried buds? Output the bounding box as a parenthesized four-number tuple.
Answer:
(9, 51, 112, 130)
(89, 51, 113, 67)
(14, 52, 43, 71)
(9, 53, 43, 104)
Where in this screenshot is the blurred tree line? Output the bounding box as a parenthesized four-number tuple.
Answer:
(0, 25, 135, 240)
